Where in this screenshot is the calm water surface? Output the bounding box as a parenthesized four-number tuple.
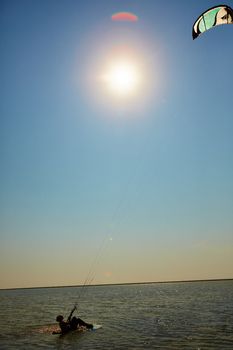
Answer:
(0, 280, 232, 349)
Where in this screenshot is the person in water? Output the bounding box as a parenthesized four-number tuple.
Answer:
(56, 306, 93, 334)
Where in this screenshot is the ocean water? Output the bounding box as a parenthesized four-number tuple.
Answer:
(0, 280, 232, 349)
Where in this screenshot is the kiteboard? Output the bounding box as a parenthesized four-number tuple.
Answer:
(92, 324, 102, 330)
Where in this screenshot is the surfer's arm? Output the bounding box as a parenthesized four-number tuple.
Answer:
(67, 306, 76, 322)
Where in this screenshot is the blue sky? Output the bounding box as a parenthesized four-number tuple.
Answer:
(1, 0, 233, 289)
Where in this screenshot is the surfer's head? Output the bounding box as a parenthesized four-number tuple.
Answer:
(56, 315, 64, 322)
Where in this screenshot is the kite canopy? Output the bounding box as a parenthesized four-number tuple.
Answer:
(111, 12, 138, 22)
(192, 4, 233, 39)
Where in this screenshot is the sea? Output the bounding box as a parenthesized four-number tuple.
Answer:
(0, 280, 232, 349)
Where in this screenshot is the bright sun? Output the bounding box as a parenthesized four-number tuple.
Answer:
(104, 62, 140, 97)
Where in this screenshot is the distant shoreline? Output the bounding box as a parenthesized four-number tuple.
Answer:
(1, 278, 232, 291)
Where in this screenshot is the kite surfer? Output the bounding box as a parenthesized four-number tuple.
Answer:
(55, 306, 93, 334)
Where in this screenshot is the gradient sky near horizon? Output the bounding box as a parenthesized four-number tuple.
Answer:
(1, 0, 233, 289)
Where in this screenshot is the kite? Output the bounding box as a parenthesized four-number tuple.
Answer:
(111, 12, 138, 22)
(192, 4, 233, 39)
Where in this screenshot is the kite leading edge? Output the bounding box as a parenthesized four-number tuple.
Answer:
(192, 4, 233, 39)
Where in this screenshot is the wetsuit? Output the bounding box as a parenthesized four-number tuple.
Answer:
(59, 320, 71, 334)
(70, 317, 93, 330)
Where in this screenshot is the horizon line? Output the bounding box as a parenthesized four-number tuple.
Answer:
(1, 277, 232, 292)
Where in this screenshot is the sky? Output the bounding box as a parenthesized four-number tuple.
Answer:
(1, 0, 233, 289)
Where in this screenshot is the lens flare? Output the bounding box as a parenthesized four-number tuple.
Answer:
(111, 12, 138, 22)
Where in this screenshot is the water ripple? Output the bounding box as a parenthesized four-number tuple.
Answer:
(0, 280, 233, 349)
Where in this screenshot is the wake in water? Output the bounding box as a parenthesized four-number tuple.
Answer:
(36, 324, 60, 334)
(36, 324, 102, 335)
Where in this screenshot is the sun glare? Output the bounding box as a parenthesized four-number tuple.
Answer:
(88, 43, 160, 113)
(104, 62, 140, 96)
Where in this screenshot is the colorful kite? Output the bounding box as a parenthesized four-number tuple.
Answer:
(111, 12, 138, 22)
(192, 4, 233, 39)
